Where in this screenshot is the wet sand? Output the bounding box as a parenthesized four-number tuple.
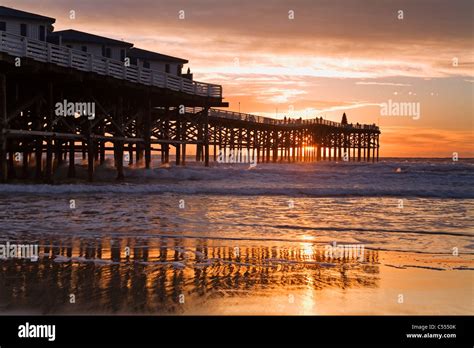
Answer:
(0, 239, 471, 315)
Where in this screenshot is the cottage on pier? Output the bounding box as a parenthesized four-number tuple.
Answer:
(48, 29, 133, 61)
(0, 5, 55, 41)
(128, 47, 188, 77)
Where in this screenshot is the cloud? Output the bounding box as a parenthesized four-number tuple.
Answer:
(356, 82, 412, 87)
(5, 0, 472, 157)
(254, 102, 381, 119)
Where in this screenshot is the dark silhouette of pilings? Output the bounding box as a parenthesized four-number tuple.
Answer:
(0, 58, 379, 183)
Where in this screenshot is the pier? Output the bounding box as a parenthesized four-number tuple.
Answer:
(0, 29, 380, 183)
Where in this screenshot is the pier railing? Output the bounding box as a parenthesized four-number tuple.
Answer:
(0, 31, 222, 98)
(208, 109, 379, 130)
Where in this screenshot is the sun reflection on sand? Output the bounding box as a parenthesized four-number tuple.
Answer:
(0, 236, 381, 314)
(301, 242, 314, 258)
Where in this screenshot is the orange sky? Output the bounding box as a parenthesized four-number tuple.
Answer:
(7, 0, 473, 157)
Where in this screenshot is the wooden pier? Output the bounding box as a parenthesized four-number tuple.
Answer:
(0, 30, 380, 183)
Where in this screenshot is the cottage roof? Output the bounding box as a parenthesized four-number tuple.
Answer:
(49, 29, 133, 47)
(0, 5, 56, 23)
(129, 47, 188, 64)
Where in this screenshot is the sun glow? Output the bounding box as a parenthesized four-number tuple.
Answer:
(301, 242, 314, 258)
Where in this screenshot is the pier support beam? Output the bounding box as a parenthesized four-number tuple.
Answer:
(34, 103, 43, 181)
(87, 135, 95, 182)
(343, 133, 348, 162)
(22, 142, 29, 179)
(272, 130, 278, 163)
(99, 124, 105, 165)
(175, 109, 181, 165)
(68, 140, 75, 178)
(212, 126, 217, 162)
(0, 73, 7, 182)
(82, 141, 86, 160)
(372, 134, 376, 163)
(357, 133, 362, 162)
(128, 143, 133, 166)
(196, 111, 203, 163)
(7, 146, 15, 179)
(115, 96, 124, 180)
(366, 133, 371, 162)
(337, 134, 342, 161)
(115, 140, 124, 180)
(144, 97, 151, 169)
(376, 135, 380, 162)
(204, 107, 209, 167)
(181, 120, 187, 166)
(44, 82, 54, 183)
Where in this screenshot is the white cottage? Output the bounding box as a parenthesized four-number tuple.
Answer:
(48, 29, 133, 61)
(1, 6, 194, 79)
(0, 5, 55, 41)
(128, 47, 188, 77)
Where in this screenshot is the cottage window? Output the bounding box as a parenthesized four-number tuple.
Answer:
(120, 49, 125, 61)
(20, 23, 27, 37)
(0, 22, 6, 31)
(165, 64, 170, 73)
(143, 60, 150, 69)
(39, 25, 45, 41)
(101, 46, 112, 58)
(81, 46, 87, 52)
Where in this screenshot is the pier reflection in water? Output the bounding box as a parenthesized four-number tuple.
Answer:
(0, 237, 379, 314)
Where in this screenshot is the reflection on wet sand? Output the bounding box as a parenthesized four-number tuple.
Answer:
(0, 237, 379, 314)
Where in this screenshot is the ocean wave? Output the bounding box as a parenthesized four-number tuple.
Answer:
(229, 222, 473, 237)
(0, 182, 473, 198)
(1, 160, 473, 198)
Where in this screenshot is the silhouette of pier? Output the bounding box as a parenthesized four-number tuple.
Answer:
(0, 29, 380, 183)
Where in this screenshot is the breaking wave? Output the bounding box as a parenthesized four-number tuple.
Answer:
(0, 158, 473, 198)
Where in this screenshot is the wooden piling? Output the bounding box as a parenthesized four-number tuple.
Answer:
(82, 141, 86, 160)
(144, 98, 151, 169)
(175, 109, 181, 165)
(204, 107, 209, 167)
(357, 133, 362, 161)
(182, 126, 187, 166)
(87, 135, 95, 182)
(68, 140, 75, 178)
(35, 134, 42, 180)
(115, 96, 124, 180)
(376, 134, 380, 162)
(44, 82, 53, 183)
(0, 73, 7, 182)
(7, 147, 15, 179)
(22, 142, 29, 179)
(128, 142, 133, 166)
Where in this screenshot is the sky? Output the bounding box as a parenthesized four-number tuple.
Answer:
(7, 0, 474, 157)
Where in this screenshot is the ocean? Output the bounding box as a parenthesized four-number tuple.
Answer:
(0, 158, 472, 314)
